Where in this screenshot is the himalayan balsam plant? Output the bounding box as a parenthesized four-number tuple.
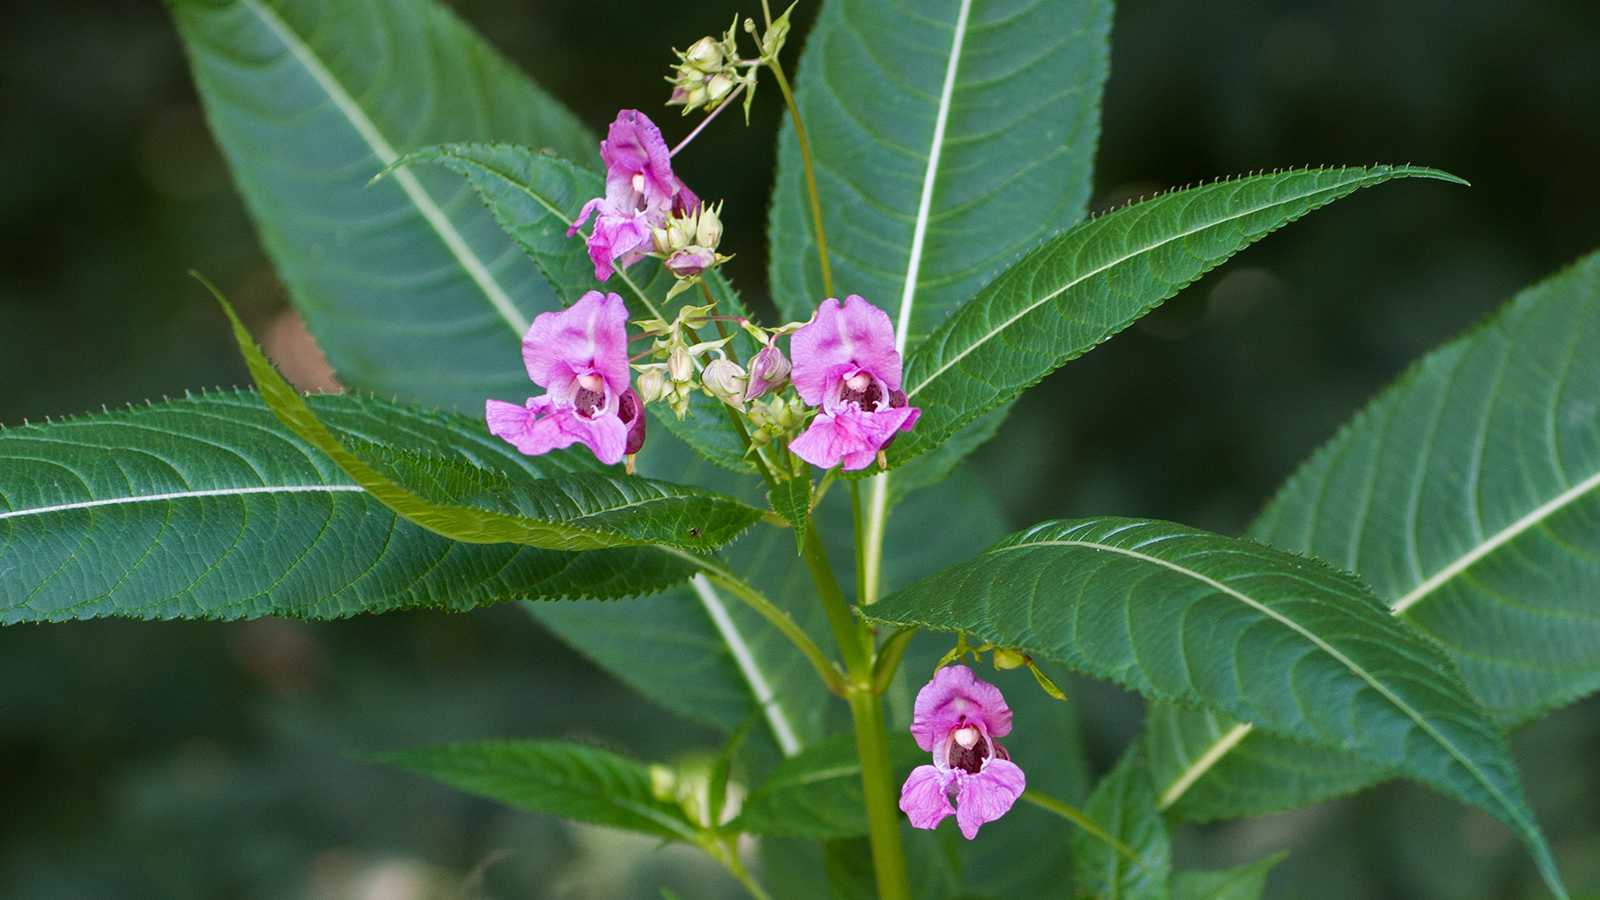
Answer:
(3, 0, 1598, 898)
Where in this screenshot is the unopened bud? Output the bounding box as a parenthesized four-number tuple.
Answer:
(992, 648, 1028, 670)
(666, 247, 716, 279)
(636, 368, 668, 404)
(684, 36, 723, 71)
(744, 341, 791, 400)
(707, 72, 736, 104)
(618, 387, 647, 456)
(701, 356, 748, 406)
(668, 348, 694, 383)
(695, 206, 723, 249)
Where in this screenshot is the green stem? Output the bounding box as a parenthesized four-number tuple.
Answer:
(800, 517, 869, 679)
(1021, 790, 1143, 866)
(848, 691, 912, 900)
(709, 835, 777, 900)
(694, 560, 843, 696)
(798, 516, 911, 900)
(767, 61, 834, 300)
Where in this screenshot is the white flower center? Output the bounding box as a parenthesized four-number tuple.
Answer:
(577, 373, 605, 392)
(632, 173, 646, 194)
(952, 726, 980, 750)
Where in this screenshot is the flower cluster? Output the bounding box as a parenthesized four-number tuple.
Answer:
(490, 99, 919, 474)
(899, 665, 1025, 839)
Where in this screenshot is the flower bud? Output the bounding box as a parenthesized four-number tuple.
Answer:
(991, 648, 1028, 670)
(666, 247, 716, 279)
(668, 348, 694, 383)
(636, 368, 668, 404)
(684, 36, 724, 72)
(743, 341, 792, 400)
(695, 205, 723, 249)
(707, 72, 736, 104)
(618, 388, 647, 456)
(701, 356, 748, 407)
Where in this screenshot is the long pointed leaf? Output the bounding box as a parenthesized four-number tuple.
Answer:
(376, 741, 702, 842)
(863, 517, 1564, 895)
(171, 0, 594, 409)
(1153, 248, 1600, 822)
(217, 292, 762, 552)
(0, 392, 697, 622)
(767, 0, 1112, 343)
(889, 166, 1464, 467)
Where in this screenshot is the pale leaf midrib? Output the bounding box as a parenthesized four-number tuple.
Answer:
(991, 533, 1534, 837)
(239, 0, 528, 336)
(0, 484, 369, 521)
(904, 176, 1380, 400)
(690, 573, 803, 757)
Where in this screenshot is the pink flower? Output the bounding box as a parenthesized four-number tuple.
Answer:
(898, 665, 1025, 839)
(568, 110, 699, 281)
(787, 295, 920, 471)
(485, 291, 645, 465)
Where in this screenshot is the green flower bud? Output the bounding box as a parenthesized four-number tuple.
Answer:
(636, 368, 668, 404)
(668, 348, 694, 383)
(701, 356, 748, 407)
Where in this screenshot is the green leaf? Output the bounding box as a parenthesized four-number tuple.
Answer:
(397, 141, 762, 474)
(1072, 749, 1171, 900)
(0, 391, 698, 623)
(768, 0, 1112, 342)
(732, 732, 922, 839)
(1170, 853, 1287, 900)
(1254, 248, 1600, 722)
(768, 476, 813, 554)
(1145, 703, 1386, 822)
(170, 0, 595, 411)
(1152, 248, 1600, 824)
(216, 290, 762, 552)
(863, 517, 1563, 895)
(374, 741, 701, 842)
(889, 166, 1465, 468)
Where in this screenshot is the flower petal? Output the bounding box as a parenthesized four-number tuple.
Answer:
(486, 397, 628, 465)
(790, 295, 902, 404)
(899, 765, 956, 831)
(910, 665, 1014, 750)
(522, 291, 631, 394)
(953, 758, 1026, 839)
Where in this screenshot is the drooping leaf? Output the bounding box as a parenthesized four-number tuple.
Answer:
(863, 517, 1563, 894)
(1145, 703, 1385, 822)
(170, 0, 595, 411)
(732, 732, 922, 839)
(768, 0, 1112, 341)
(397, 141, 761, 473)
(217, 291, 762, 552)
(0, 391, 697, 623)
(1170, 853, 1287, 900)
(889, 167, 1466, 468)
(374, 741, 701, 842)
(1072, 749, 1171, 900)
(1153, 248, 1600, 823)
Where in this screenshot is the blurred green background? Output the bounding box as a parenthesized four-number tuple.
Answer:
(2, 0, 1599, 897)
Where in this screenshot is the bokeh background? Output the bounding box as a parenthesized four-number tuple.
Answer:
(3, 0, 1600, 897)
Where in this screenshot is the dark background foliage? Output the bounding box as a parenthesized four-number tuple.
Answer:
(2, 0, 1598, 897)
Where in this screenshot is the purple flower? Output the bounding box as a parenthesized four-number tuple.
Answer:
(485, 291, 645, 466)
(787, 295, 920, 471)
(743, 338, 792, 401)
(898, 665, 1025, 839)
(568, 110, 699, 281)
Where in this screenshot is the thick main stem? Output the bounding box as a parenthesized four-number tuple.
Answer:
(798, 519, 910, 900)
(848, 691, 912, 900)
